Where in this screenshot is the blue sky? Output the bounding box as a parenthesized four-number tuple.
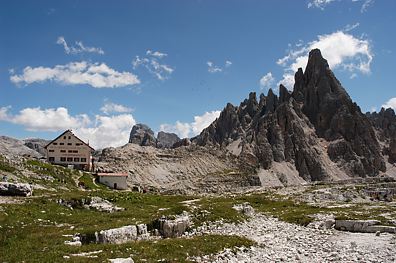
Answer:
(1, 0, 395, 148)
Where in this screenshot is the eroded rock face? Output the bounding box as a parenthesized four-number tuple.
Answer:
(194, 49, 387, 180)
(294, 49, 385, 177)
(128, 124, 157, 147)
(366, 108, 396, 164)
(157, 131, 180, 148)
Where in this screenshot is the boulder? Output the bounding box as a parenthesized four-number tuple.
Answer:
(157, 131, 180, 148)
(96, 225, 138, 244)
(233, 203, 255, 217)
(85, 196, 124, 213)
(128, 124, 156, 147)
(109, 258, 134, 263)
(0, 182, 32, 197)
(158, 215, 191, 238)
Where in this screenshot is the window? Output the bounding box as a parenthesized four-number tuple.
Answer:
(81, 158, 87, 162)
(73, 150, 78, 153)
(60, 157, 66, 162)
(60, 150, 66, 153)
(67, 143, 72, 146)
(53, 143, 58, 145)
(60, 143, 64, 145)
(49, 150, 54, 152)
(68, 136, 71, 139)
(74, 157, 80, 162)
(49, 157, 55, 162)
(68, 150, 73, 153)
(67, 157, 73, 162)
(76, 143, 82, 146)
(63, 136, 66, 139)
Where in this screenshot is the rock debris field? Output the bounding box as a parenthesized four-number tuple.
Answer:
(191, 212, 396, 263)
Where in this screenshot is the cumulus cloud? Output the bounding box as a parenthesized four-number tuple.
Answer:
(159, 110, 221, 138)
(207, 60, 232, 73)
(132, 50, 174, 80)
(0, 106, 89, 132)
(382, 98, 396, 110)
(308, 0, 374, 12)
(0, 106, 135, 149)
(75, 114, 135, 149)
(277, 30, 373, 89)
(57, 36, 104, 55)
(10, 61, 140, 88)
(259, 72, 275, 90)
(100, 102, 133, 115)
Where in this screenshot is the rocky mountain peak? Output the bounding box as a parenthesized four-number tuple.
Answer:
(194, 48, 388, 181)
(129, 124, 157, 147)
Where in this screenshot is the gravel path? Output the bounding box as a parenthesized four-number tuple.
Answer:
(191, 213, 396, 262)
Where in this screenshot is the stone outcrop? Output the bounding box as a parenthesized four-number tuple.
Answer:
(85, 196, 125, 213)
(128, 125, 184, 149)
(194, 49, 387, 181)
(95, 224, 149, 244)
(0, 182, 32, 197)
(157, 214, 191, 238)
(157, 131, 180, 148)
(172, 138, 191, 148)
(335, 219, 396, 234)
(128, 124, 157, 147)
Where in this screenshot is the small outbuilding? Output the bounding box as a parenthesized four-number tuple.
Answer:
(96, 173, 128, 190)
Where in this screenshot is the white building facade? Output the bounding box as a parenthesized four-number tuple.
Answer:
(45, 130, 94, 171)
(97, 173, 128, 190)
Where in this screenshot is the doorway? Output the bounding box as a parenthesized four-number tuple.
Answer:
(113, 183, 117, 189)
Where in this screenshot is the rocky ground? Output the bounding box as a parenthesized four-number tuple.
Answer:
(191, 212, 396, 263)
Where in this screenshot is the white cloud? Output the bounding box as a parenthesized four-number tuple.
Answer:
(0, 106, 135, 149)
(382, 98, 396, 110)
(207, 60, 232, 73)
(160, 121, 192, 139)
(361, 0, 374, 13)
(343, 22, 360, 32)
(277, 30, 373, 89)
(159, 110, 221, 138)
(75, 114, 135, 149)
(259, 72, 275, 90)
(146, 50, 167, 58)
(0, 106, 11, 121)
(56, 36, 104, 55)
(100, 102, 133, 114)
(207, 61, 222, 73)
(308, 0, 374, 12)
(308, 0, 336, 9)
(0, 106, 89, 132)
(10, 61, 140, 88)
(132, 50, 174, 80)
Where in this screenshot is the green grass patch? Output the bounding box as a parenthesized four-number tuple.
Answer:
(0, 190, 253, 262)
(0, 156, 16, 173)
